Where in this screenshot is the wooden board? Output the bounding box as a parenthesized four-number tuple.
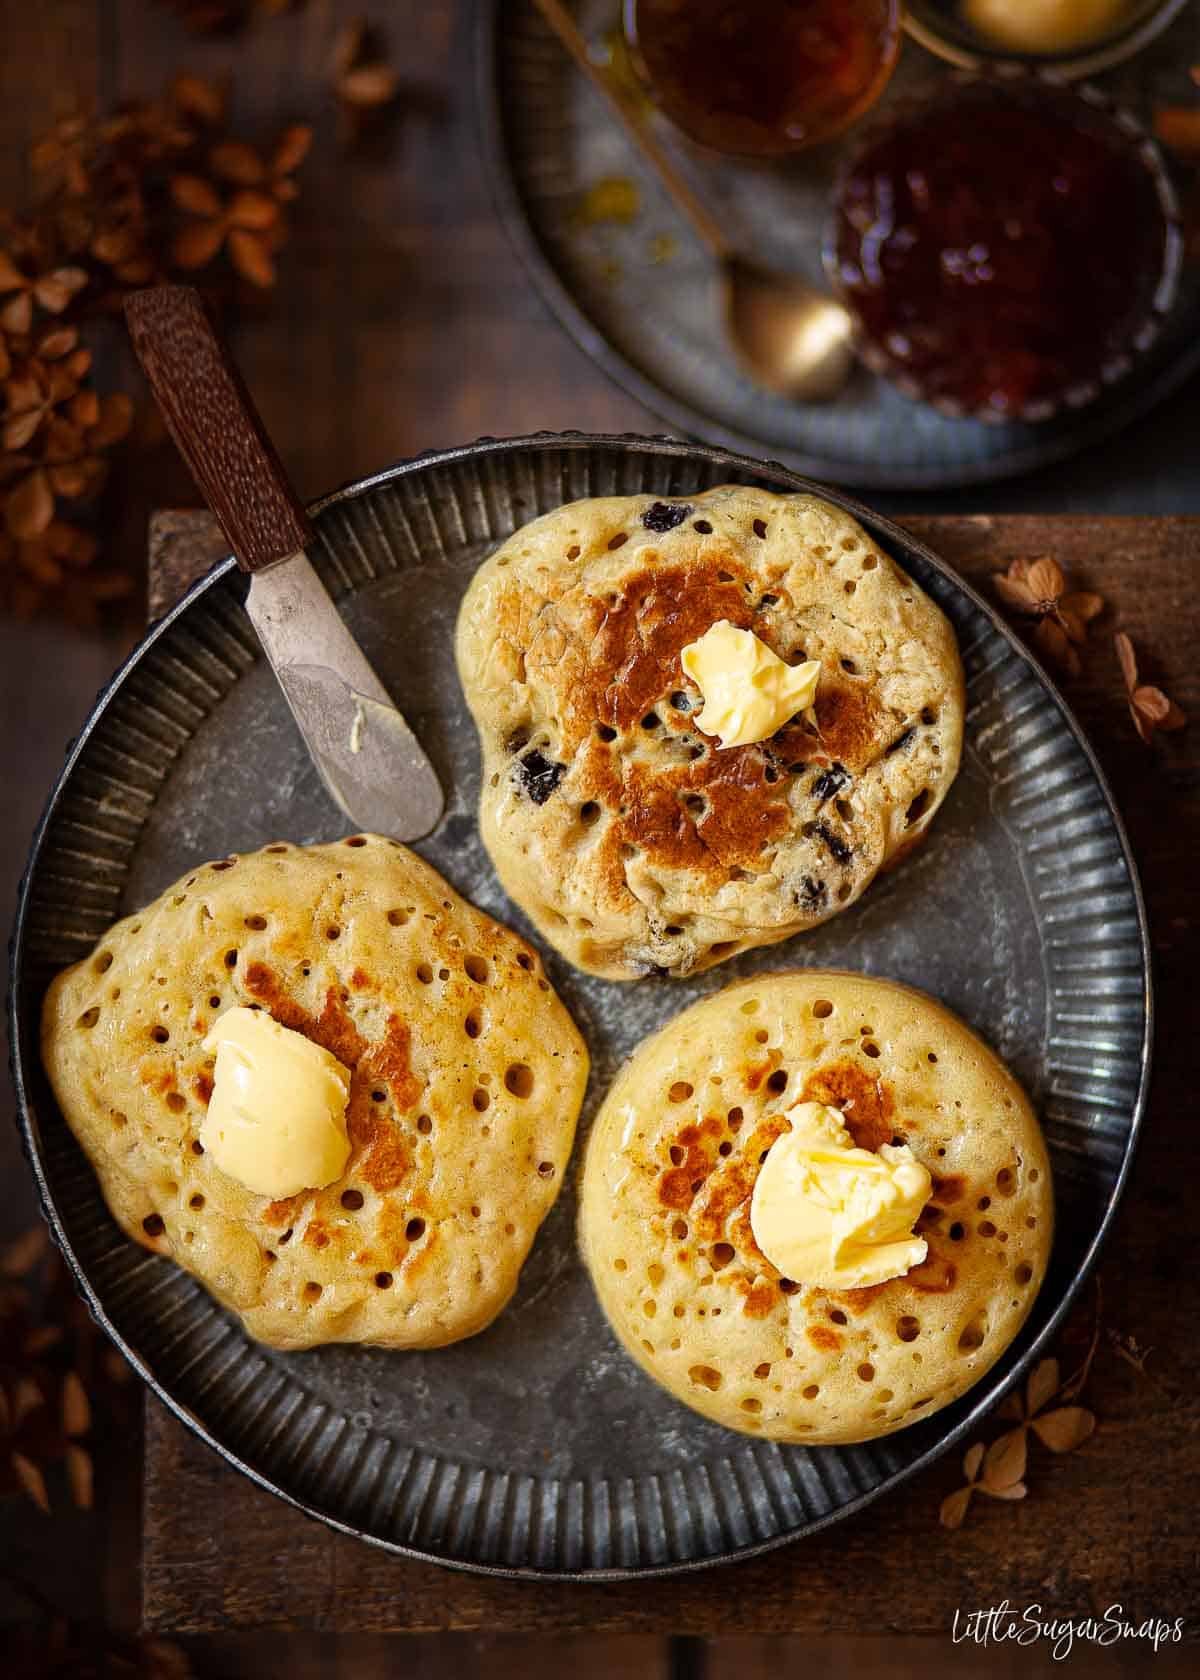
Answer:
(142, 510, 1200, 1635)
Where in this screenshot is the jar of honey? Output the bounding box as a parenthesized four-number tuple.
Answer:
(827, 75, 1182, 420)
(624, 0, 902, 158)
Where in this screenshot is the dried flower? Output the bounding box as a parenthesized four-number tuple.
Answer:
(2, 325, 92, 451)
(1, 1226, 135, 1515)
(1115, 632, 1187, 745)
(939, 1355, 1096, 1530)
(993, 555, 1104, 677)
(0, 254, 88, 336)
(170, 124, 308, 286)
(169, 72, 228, 128)
(3, 74, 308, 620)
(170, 175, 282, 284)
(939, 1437, 1026, 1530)
(208, 124, 311, 202)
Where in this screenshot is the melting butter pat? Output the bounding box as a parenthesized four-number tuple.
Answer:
(962, 0, 1126, 54)
(680, 620, 820, 749)
(200, 1006, 352, 1198)
(750, 1102, 931, 1289)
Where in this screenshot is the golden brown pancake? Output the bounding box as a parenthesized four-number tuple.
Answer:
(456, 487, 964, 979)
(42, 836, 588, 1350)
(580, 971, 1052, 1443)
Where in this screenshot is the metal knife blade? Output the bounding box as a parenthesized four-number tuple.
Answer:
(245, 552, 444, 840)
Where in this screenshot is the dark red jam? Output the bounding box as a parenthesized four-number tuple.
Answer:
(628, 0, 900, 158)
(831, 81, 1172, 418)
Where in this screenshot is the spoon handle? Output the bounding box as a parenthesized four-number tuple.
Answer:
(531, 0, 731, 261)
(124, 284, 313, 573)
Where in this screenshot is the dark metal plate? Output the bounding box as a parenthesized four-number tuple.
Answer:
(10, 435, 1150, 1577)
(478, 0, 1200, 491)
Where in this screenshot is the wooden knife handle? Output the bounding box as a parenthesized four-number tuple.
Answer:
(124, 285, 313, 573)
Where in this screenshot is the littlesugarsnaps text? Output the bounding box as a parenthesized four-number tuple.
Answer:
(952, 1602, 1185, 1660)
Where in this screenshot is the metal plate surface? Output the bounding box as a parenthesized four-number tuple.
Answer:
(479, 0, 1200, 491)
(10, 435, 1150, 1577)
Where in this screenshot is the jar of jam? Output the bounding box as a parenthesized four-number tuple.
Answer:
(624, 0, 902, 158)
(827, 76, 1182, 421)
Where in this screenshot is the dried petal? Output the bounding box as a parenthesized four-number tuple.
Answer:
(5, 468, 54, 538)
(0, 1225, 47, 1275)
(70, 389, 101, 429)
(1033, 616, 1080, 677)
(227, 189, 281, 231)
(210, 139, 266, 186)
(1032, 1405, 1096, 1453)
(87, 568, 135, 601)
(89, 392, 134, 448)
(62, 346, 93, 382)
(939, 1485, 974, 1530)
(22, 1326, 62, 1358)
(37, 325, 79, 359)
(1132, 686, 1172, 727)
(271, 123, 312, 177)
(1025, 556, 1065, 605)
(338, 63, 401, 108)
(105, 1349, 131, 1384)
(12, 1375, 45, 1425)
(982, 1426, 1027, 1490)
(0, 291, 33, 336)
(1026, 1357, 1060, 1418)
(227, 229, 276, 287)
(172, 72, 227, 125)
(48, 458, 107, 499)
(172, 219, 227, 271)
(3, 408, 44, 452)
(962, 1441, 985, 1482)
(0, 251, 27, 290)
(1154, 107, 1200, 154)
(170, 173, 223, 217)
(332, 17, 368, 76)
(33, 267, 88, 313)
(61, 1370, 91, 1436)
(997, 1391, 1024, 1423)
(994, 571, 1037, 613)
(1060, 590, 1104, 627)
(1115, 631, 1139, 695)
(66, 1443, 94, 1510)
(1134, 687, 1186, 734)
(11, 1451, 51, 1514)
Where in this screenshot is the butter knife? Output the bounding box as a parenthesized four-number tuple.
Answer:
(125, 286, 443, 840)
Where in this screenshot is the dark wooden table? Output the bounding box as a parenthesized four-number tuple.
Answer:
(3, 0, 1197, 1658)
(142, 511, 1200, 1639)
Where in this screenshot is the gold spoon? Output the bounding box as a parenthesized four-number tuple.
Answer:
(531, 0, 857, 403)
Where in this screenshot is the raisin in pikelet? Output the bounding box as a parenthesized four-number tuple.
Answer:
(641, 501, 692, 534)
(516, 750, 565, 805)
(810, 764, 850, 802)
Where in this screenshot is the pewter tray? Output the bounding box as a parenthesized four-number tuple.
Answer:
(10, 436, 1150, 1577)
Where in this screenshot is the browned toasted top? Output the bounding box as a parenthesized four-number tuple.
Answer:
(518, 553, 891, 890)
(571, 560, 755, 735)
(651, 1052, 958, 1320)
(242, 961, 419, 1221)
